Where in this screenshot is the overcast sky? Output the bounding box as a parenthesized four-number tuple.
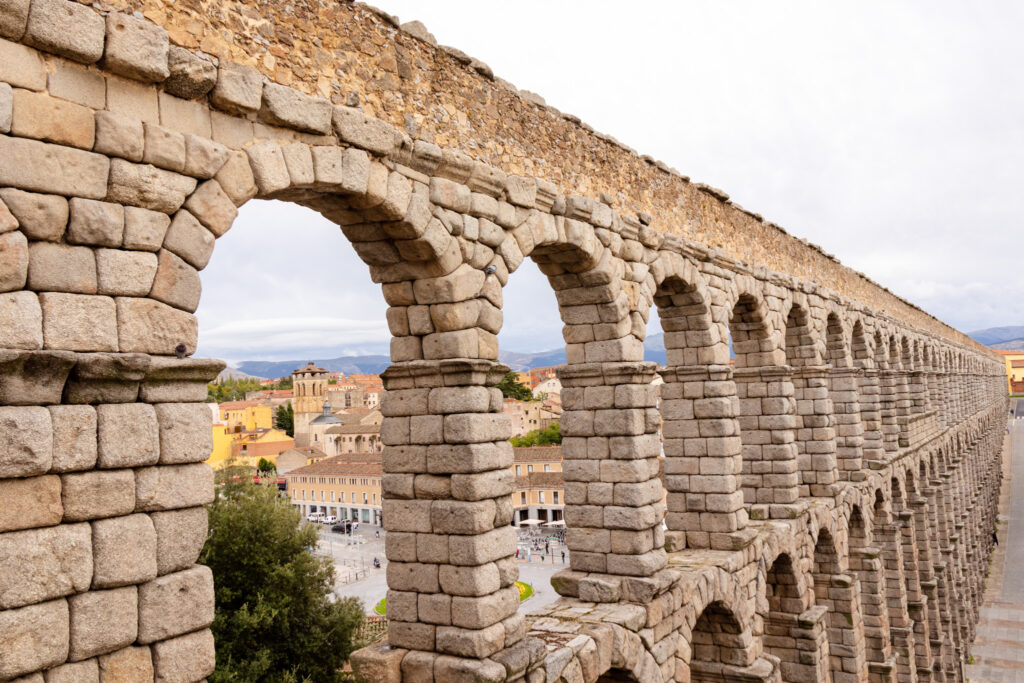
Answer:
(195, 1, 1024, 364)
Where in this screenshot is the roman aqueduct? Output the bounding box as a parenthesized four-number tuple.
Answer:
(0, 1, 1007, 681)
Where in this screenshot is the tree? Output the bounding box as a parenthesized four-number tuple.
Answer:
(509, 421, 561, 447)
(275, 403, 294, 437)
(497, 371, 534, 401)
(257, 457, 274, 474)
(200, 479, 364, 682)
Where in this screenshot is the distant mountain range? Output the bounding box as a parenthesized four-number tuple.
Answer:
(230, 334, 670, 379)
(968, 326, 1024, 351)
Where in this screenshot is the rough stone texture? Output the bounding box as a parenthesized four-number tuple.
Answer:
(60, 469, 136, 521)
(0, 135, 109, 200)
(150, 507, 207, 575)
(27, 242, 97, 293)
(123, 206, 170, 252)
(115, 296, 198, 355)
(45, 659, 99, 683)
(105, 159, 196, 214)
(0, 188, 68, 242)
(260, 82, 332, 134)
(47, 58, 106, 109)
(0, 474, 62, 532)
(149, 249, 201, 312)
(68, 586, 138, 660)
(0, 37, 45, 90)
(98, 646, 154, 682)
(0, 405, 51, 477)
(135, 462, 214, 511)
(162, 210, 213, 269)
(39, 293, 117, 352)
(165, 45, 215, 99)
(0, 599, 69, 679)
(103, 13, 169, 82)
(137, 565, 214, 643)
(210, 61, 261, 114)
(96, 248, 158, 296)
(97, 403, 159, 468)
(24, 0, 104, 64)
(91, 513, 157, 588)
(151, 628, 215, 683)
(0, 0, 29, 40)
(0, 523, 92, 610)
(67, 199, 124, 248)
(94, 111, 144, 162)
(154, 403, 212, 464)
(182, 180, 237, 237)
(11, 89, 95, 149)
(0, 291, 42, 349)
(48, 405, 98, 472)
(0, 229, 28, 292)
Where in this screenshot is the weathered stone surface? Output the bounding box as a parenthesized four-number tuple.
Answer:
(143, 123, 186, 172)
(0, 523, 91, 609)
(96, 248, 158, 296)
(68, 586, 138, 660)
(49, 405, 97, 472)
(165, 45, 216, 99)
(94, 110, 145, 162)
(333, 105, 404, 156)
(11, 89, 94, 149)
(183, 134, 229, 179)
(151, 507, 207, 575)
(105, 74, 158, 124)
(162, 210, 214, 270)
(135, 462, 213, 511)
(47, 58, 106, 109)
(98, 646, 154, 682)
(214, 150, 258, 205)
(24, 0, 104, 63)
(91, 513, 157, 588)
(154, 403, 212, 464)
(0, 81, 9, 132)
(137, 565, 214, 643)
(244, 140, 290, 194)
(0, 599, 69, 679)
(115, 296, 198, 355)
(149, 249, 201, 312)
(27, 242, 97, 293)
(260, 82, 332, 133)
(151, 628, 215, 683)
(45, 659, 99, 683)
(61, 469, 135, 521)
(0, 405, 51, 477)
(103, 13, 169, 82)
(0, 475, 62, 532)
(0, 0, 29, 40)
(0, 229, 28, 292)
(183, 180, 237, 237)
(0, 37, 46, 90)
(0, 188, 67, 241)
(0, 349, 75, 405)
(97, 403, 159, 468)
(123, 206, 171, 251)
(67, 198, 124, 248)
(0, 291, 42, 349)
(0, 135, 109, 199)
(40, 293, 118, 352)
(106, 159, 197, 214)
(211, 62, 262, 114)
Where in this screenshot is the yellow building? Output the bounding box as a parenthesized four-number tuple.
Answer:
(285, 455, 383, 525)
(207, 426, 294, 470)
(219, 401, 274, 432)
(511, 446, 565, 525)
(996, 350, 1024, 394)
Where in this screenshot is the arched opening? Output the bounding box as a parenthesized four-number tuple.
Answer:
(877, 483, 914, 679)
(763, 553, 826, 682)
(687, 601, 758, 682)
(824, 313, 863, 479)
(812, 528, 865, 678)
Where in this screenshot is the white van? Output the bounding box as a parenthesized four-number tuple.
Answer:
(307, 512, 325, 523)
(322, 515, 338, 524)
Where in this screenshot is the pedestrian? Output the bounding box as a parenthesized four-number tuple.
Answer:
(993, 530, 999, 546)
(561, 551, 565, 564)
(375, 530, 380, 538)
(541, 554, 545, 562)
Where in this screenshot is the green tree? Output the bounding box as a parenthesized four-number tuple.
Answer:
(509, 421, 561, 447)
(200, 479, 364, 682)
(207, 377, 264, 403)
(496, 371, 534, 401)
(274, 403, 294, 437)
(257, 457, 274, 474)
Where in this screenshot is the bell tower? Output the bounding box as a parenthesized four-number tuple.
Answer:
(291, 362, 328, 447)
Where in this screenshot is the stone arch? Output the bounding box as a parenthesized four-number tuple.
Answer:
(686, 601, 768, 682)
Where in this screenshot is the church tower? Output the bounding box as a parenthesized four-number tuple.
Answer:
(291, 362, 328, 447)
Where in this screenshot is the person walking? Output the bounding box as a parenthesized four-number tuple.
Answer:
(561, 551, 565, 564)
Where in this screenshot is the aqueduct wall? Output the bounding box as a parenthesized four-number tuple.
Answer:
(0, 2, 1006, 682)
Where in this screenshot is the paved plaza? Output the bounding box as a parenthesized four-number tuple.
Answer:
(966, 405, 1024, 683)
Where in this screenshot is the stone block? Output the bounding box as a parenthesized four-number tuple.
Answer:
(183, 180, 237, 237)
(333, 105, 404, 156)
(149, 249, 201, 312)
(154, 403, 212, 464)
(281, 142, 314, 186)
(135, 462, 213, 511)
(214, 150, 258, 205)
(61, 470, 135, 521)
(0, 291, 41, 349)
(68, 586, 138, 660)
(209, 109, 253, 149)
(0, 37, 45, 90)
(211, 62, 262, 114)
(0, 135, 109, 199)
(183, 134, 229, 179)
(245, 140, 290, 195)
(92, 513, 157, 588)
(0, 229, 27, 292)
(24, 0, 104, 63)
(352, 643, 406, 683)
(123, 206, 170, 251)
(27, 242, 96, 293)
(260, 82, 332, 134)
(115, 296, 198, 355)
(432, 655, 505, 683)
(435, 623, 505, 659)
(0, 474, 62, 532)
(105, 74, 158, 124)
(0, 81, 10, 132)
(67, 198, 123, 248)
(150, 507, 207, 575)
(47, 58, 105, 109)
(151, 629, 215, 683)
(103, 13, 168, 82)
(96, 248, 158, 296)
(97, 403, 159, 468)
(438, 562, 500, 597)
(94, 110, 144, 162)
(0, 188, 68, 241)
(0, 599, 69, 679)
(158, 92, 211, 138)
(11, 89, 94, 149)
(45, 659, 99, 683)
(0, 405, 52, 476)
(143, 123, 186, 172)
(49, 404, 97, 472)
(137, 565, 214, 643)
(98, 646, 153, 682)
(0, 523, 92, 609)
(106, 159, 196, 214)
(0, 0, 29, 40)
(162, 209, 214, 270)
(451, 586, 518, 630)
(165, 46, 216, 100)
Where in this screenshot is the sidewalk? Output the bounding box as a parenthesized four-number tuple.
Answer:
(965, 425, 1024, 683)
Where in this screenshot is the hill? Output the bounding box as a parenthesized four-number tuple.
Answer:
(968, 326, 1024, 351)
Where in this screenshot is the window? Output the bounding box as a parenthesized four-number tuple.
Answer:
(293, 489, 297, 499)
(520, 492, 526, 505)
(321, 490, 325, 501)
(373, 493, 377, 504)
(363, 493, 368, 504)
(515, 465, 521, 475)
(544, 464, 550, 472)
(539, 491, 545, 504)
(331, 491, 335, 502)
(301, 490, 306, 500)
(553, 491, 559, 504)
(527, 465, 533, 473)
(341, 492, 346, 502)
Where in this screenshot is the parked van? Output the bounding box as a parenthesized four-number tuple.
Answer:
(306, 512, 325, 523)
(322, 515, 338, 525)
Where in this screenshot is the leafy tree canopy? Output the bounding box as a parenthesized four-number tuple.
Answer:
(497, 371, 535, 401)
(200, 479, 364, 682)
(275, 403, 294, 437)
(509, 421, 561, 447)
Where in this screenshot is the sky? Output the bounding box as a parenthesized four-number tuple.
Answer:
(195, 1, 1024, 365)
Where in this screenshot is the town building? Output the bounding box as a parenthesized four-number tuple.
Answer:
(218, 400, 273, 432)
(502, 398, 562, 436)
(291, 362, 329, 446)
(285, 454, 383, 525)
(996, 349, 1024, 393)
(511, 446, 565, 525)
(276, 446, 329, 476)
